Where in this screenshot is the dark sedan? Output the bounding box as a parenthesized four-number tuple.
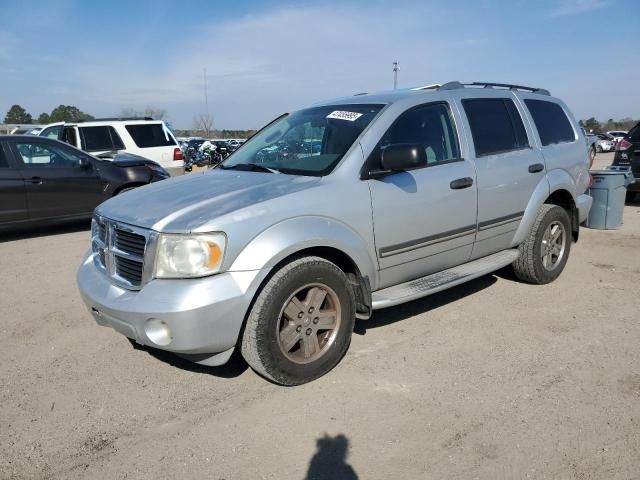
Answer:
(0, 135, 169, 230)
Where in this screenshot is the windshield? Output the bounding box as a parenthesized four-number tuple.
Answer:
(221, 104, 384, 176)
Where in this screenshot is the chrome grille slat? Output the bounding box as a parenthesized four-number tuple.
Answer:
(91, 215, 150, 290)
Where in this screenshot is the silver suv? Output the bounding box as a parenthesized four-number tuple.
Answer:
(77, 81, 593, 385)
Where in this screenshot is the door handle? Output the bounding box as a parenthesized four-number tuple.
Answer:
(449, 177, 474, 190)
(528, 163, 545, 173)
(29, 176, 43, 185)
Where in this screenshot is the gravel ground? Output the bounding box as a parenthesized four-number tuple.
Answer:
(1, 153, 639, 479)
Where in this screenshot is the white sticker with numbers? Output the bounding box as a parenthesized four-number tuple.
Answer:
(326, 110, 363, 121)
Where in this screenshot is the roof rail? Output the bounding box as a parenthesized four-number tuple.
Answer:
(465, 82, 550, 95)
(76, 116, 155, 123)
(411, 84, 442, 91)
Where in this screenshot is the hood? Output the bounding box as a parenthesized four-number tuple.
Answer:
(96, 169, 321, 232)
(98, 152, 154, 167)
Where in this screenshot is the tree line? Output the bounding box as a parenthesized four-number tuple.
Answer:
(578, 117, 637, 133)
(3, 104, 94, 124)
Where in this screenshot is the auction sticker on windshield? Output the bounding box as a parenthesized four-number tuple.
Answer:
(326, 110, 363, 121)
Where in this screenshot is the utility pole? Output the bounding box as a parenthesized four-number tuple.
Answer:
(392, 61, 399, 89)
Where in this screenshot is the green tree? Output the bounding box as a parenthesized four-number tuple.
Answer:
(4, 104, 33, 124)
(37, 113, 51, 124)
(582, 117, 600, 133)
(49, 105, 93, 123)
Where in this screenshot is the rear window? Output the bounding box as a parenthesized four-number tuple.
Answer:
(80, 126, 125, 151)
(125, 124, 176, 148)
(524, 100, 575, 146)
(628, 124, 640, 141)
(462, 98, 529, 157)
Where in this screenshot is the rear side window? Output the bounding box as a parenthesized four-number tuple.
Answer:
(462, 98, 529, 157)
(80, 126, 125, 151)
(125, 124, 176, 148)
(524, 100, 575, 146)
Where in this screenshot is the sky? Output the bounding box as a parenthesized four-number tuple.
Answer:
(0, 0, 638, 129)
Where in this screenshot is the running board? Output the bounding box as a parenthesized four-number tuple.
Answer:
(371, 250, 520, 310)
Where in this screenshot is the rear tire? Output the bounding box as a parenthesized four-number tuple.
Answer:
(512, 204, 572, 284)
(596, 144, 603, 153)
(241, 256, 355, 385)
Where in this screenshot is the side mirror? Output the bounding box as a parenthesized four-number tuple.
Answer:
(78, 157, 91, 169)
(381, 143, 427, 172)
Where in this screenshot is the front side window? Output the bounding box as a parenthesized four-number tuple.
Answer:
(462, 98, 529, 157)
(221, 104, 384, 176)
(125, 124, 176, 148)
(15, 142, 83, 168)
(524, 99, 575, 146)
(372, 102, 460, 166)
(80, 126, 124, 151)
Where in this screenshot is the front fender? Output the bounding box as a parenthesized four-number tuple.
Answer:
(229, 216, 378, 288)
(510, 169, 577, 247)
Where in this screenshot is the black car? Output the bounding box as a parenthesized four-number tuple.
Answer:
(612, 122, 640, 200)
(0, 135, 169, 230)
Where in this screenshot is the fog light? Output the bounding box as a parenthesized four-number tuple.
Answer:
(144, 318, 172, 346)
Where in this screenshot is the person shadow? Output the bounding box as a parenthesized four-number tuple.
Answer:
(304, 434, 358, 480)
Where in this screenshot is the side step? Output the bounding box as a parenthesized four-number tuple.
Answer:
(371, 250, 520, 310)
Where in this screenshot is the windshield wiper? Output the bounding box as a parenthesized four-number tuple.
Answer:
(221, 163, 280, 173)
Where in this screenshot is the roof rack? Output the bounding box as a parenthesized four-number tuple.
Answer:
(76, 116, 155, 123)
(413, 81, 550, 96)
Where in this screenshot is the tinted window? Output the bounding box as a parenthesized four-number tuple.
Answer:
(524, 100, 575, 146)
(462, 98, 529, 156)
(0, 145, 9, 168)
(375, 102, 460, 165)
(15, 142, 83, 168)
(628, 123, 640, 142)
(125, 124, 176, 148)
(80, 126, 124, 151)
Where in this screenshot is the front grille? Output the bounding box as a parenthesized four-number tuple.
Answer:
(115, 255, 144, 284)
(114, 228, 146, 257)
(91, 216, 150, 290)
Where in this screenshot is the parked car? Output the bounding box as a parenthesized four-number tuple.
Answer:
(78, 81, 592, 385)
(607, 130, 628, 143)
(611, 122, 640, 201)
(39, 118, 184, 170)
(584, 131, 598, 163)
(595, 133, 616, 152)
(0, 135, 169, 230)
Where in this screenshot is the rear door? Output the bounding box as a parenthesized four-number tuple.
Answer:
(121, 123, 178, 167)
(0, 142, 28, 224)
(457, 95, 546, 258)
(9, 139, 105, 219)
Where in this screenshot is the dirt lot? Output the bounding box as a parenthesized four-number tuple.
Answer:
(1, 153, 639, 479)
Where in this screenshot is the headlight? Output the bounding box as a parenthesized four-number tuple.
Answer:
(154, 233, 226, 278)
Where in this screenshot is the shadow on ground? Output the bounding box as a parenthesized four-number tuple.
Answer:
(354, 274, 498, 335)
(0, 219, 90, 243)
(305, 433, 358, 480)
(130, 340, 249, 378)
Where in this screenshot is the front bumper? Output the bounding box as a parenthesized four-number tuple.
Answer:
(77, 252, 264, 365)
(576, 193, 593, 224)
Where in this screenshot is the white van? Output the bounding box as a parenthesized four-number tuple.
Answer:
(39, 118, 184, 169)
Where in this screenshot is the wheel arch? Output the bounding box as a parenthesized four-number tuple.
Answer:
(112, 182, 146, 196)
(511, 170, 579, 247)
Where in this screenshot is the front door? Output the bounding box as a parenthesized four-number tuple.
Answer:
(10, 140, 104, 220)
(0, 143, 28, 225)
(366, 102, 478, 289)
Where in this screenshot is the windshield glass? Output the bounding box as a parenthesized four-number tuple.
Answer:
(221, 104, 384, 176)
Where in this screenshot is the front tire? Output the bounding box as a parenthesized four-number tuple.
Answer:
(241, 256, 355, 385)
(512, 204, 572, 284)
